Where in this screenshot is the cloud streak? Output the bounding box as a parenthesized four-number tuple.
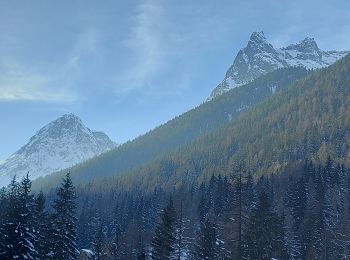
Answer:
(0, 29, 101, 103)
(114, 0, 229, 97)
(65, 29, 101, 73)
(116, 0, 166, 94)
(0, 60, 79, 103)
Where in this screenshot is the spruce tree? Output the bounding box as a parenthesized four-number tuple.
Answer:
(151, 198, 176, 259)
(285, 176, 307, 258)
(335, 164, 350, 258)
(0, 187, 7, 257)
(33, 191, 51, 259)
(51, 172, 78, 260)
(242, 191, 287, 259)
(93, 224, 107, 260)
(0, 177, 19, 258)
(135, 234, 147, 260)
(0, 175, 38, 259)
(77, 199, 98, 250)
(193, 217, 219, 259)
(173, 199, 190, 260)
(231, 166, 256, 259)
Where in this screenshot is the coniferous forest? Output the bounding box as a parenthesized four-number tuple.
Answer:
(1, 4, 350, 259)
(2, 52, 350, 260)
(2, 159, 350, 259)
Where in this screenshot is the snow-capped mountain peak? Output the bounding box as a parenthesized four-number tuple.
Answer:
(0, 114, 116, 187)
(282, 37, 322, 63)
(245, 31, 281, 60)
(290, 37, 319, 51)
(249, 31, 267, 44)
(209, 32, 349, 99)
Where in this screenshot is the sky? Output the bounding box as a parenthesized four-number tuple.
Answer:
(1, 0, 350, 161)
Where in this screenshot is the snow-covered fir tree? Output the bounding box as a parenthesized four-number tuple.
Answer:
(50, 172, 78, 259)
(0, 175, 38, 259)
(93, 224, 108, 260)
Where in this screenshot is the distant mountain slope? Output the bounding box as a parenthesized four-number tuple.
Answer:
(209, 31, 349, 99)
(112, 53, 350, 191)
(0, 114, 115, 187)
(33, 67, 309, 190)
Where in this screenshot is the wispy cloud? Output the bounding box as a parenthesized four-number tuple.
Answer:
(0, 59, 79, 103)
(64, 29, 101, 73)
(116, 0, 166, 94)
(0, 29, 101, 103)
(114, 0, 229, 97)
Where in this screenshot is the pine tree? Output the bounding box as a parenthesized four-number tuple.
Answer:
(134, 196, 148, 260)
(242, 191, 287, 259)
(0, 174, 38, 259)
(33, 191, 51, 259)
(231, 165, 256, 259)
(172, 199, 190, 260)
(322, 187, 337, 259)
(0, 177, 19, 258)
(0, 187, 7, 257)
(108, 215, 128, 260)
(335, 164, 350, 258)
(244, 173, 257, 217)
(77, 199, 98, 250)
(231, 166, 244, 260)
(285, 175, 307, 258)
(193, 217, 219, 259)
(93, 224, 107, 260)
(151, 198, 176, 260)
(50, 172, 78, 260)
(135, 234, 147, 260)
(302, 178, 322, 259)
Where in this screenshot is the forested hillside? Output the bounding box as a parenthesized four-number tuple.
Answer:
(109, 53, 350, 191)
(2, 159, 350, 259)
(33, 67, 308, 190)
(34, 54, 350, 193)
(5, 41, 350, 260)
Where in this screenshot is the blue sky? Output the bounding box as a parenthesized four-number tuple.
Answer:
(1, 0, 350, 161)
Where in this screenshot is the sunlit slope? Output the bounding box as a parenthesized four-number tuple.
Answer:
(33, 67, 308, 189)
(114, 54, 350, 190)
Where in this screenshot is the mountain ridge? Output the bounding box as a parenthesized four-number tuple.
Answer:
(32, 67, 309, 190)
(110, 53, 350, 191)
(31, 36, 349, 191)
(209, 31, 349, 99)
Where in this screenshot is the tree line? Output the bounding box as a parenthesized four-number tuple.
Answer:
(2, 158, 350, 259)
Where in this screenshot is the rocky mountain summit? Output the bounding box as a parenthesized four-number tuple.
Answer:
(209, 31, 349, 99)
